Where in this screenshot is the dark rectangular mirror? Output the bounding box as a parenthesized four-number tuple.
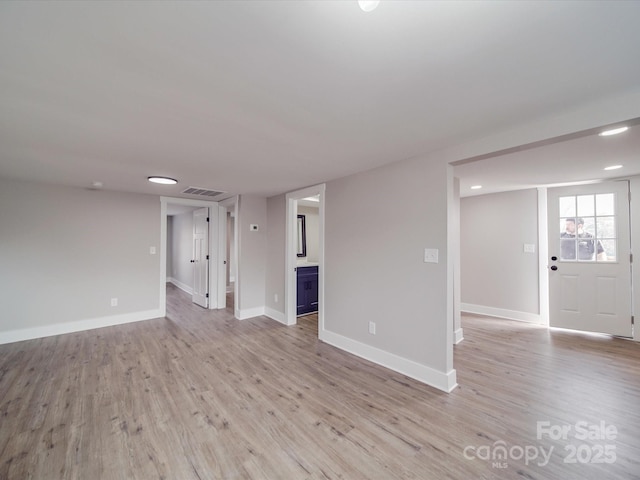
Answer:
(297, 214, 307, 257)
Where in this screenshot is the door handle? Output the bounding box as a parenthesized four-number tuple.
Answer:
(551, 256, 558, 261)
(190, 259, 195, 263)
(550, 265, 558, 271)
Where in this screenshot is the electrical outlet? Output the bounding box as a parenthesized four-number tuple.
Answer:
(523, 244, 536, 253)
(424, 248, 439, 263)
(274, 293, 278, 303)
(369, 321, 376, 335)
(110, 298, 118, 307)
(149, 246, 156, 255)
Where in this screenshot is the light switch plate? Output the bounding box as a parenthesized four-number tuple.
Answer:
(523, 244, 536, 253)
(250, 224, 259, 231)
(424, 248, 439, 263)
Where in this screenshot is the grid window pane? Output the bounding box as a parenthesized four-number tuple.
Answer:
(580, 217, 596, 236)
(599, 239, 617, 262)
(577, 195, 595, 217)
(559, 196, 576, 217)
(597, 216, 616, 239)
(560, 218, 578, 260)
(596, 193, 615, 216)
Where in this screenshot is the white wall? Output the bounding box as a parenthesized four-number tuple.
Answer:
(236, 195, 267, 319)
(0, 178, 161, 343)
(168, 211, 194, 293)
(265, 195, 286, 319)
(460, 189, 540, 322)
(322, 154, 455, 391)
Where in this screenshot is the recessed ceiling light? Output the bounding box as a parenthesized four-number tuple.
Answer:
(604, 165, 623, 171)
(358, 0, 380, 12)
(148, 176, 178, 185)
(599, 126, 628, 136)
(471, 185, 483, 190)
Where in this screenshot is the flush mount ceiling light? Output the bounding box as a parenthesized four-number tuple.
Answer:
(148, 176, 178, 185)
(604, 165, 623, 171)
(358, 0, 380, 12)
(599, 126, 628, 136)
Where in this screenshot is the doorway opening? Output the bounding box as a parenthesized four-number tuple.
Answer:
(285, 184, 325, 334)
(159, 197, 227, 317)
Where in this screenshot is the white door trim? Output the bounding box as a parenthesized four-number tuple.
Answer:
(285, 184, 325, 329)
(160, 196, 224, 315)
(537, 187, 550, 326)
(220, 196, 239, 317)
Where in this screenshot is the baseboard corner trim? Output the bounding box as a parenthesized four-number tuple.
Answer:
(319, 329, 455, 393)
(265, 307, 286, 325)
(167, 278, 193, 295)
(454, 328, 464, 344)
(461, 303, 544, 325)
(236, 306, 266, 321)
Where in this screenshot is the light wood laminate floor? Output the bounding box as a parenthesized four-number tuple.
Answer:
(1, 284, 639, 479)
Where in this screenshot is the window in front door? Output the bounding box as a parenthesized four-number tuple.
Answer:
(558, 193, 616, 262)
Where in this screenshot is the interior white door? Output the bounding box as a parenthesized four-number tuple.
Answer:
(547, 181, 632, 337)
(192, 207, 209, 308)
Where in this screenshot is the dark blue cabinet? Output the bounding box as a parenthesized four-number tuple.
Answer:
(296, 265, 318, 315)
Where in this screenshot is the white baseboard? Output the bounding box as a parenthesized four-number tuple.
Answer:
(454, 328, 464, 344)
(236, 306, 266, 320)
(461, 303, 545, 325)
(265, 307, 286, 325)
(0, 309, 163, 345)
(167, 277, 193, 295)
(319, 329, 457, 393)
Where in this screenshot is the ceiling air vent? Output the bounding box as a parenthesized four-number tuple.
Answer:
(181, 186, 226, 198)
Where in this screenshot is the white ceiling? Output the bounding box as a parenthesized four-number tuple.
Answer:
(1, 1, 640, 199)
(455, 120, 640, 197)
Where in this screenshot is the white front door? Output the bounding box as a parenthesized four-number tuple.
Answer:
(547, 181, 632, 337)
(192, 207, 209, 308)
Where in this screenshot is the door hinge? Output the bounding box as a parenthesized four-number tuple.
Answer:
(632, 316, 635, 325)
(631, 253, 633, 263)
(206, 217, 210, 222)
(206, 255, 210, 260)
(206, 293, 209, 298)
